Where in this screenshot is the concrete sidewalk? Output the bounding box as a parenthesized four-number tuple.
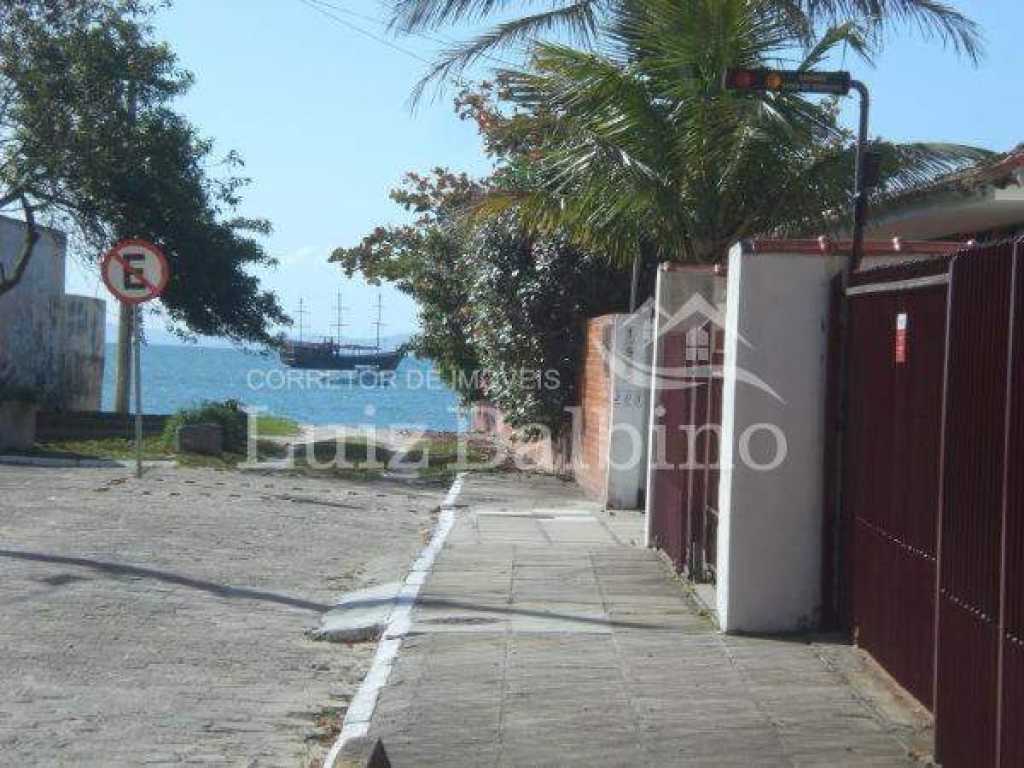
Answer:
(362, 474, 926, 767)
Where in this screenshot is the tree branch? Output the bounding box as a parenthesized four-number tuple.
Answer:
(0, 193, 41, 298)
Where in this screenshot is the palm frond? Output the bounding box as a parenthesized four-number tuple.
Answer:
(767, 140, 996, 235)
(460, 0, 990, 265)
(390, 0, 548, 32)
(799, 21, 873, 69)
(795, 0, 984, 62)
(872, 141, 997, 197)
(407, 1, 601, 104)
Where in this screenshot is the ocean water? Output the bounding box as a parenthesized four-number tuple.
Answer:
(100, 344, 463, 431)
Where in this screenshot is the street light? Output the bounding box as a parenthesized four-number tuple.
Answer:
(724, 67, 874, 630)
(723, 67, 870, 270)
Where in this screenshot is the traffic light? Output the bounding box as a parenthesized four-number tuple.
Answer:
(723, 68, 852, 96)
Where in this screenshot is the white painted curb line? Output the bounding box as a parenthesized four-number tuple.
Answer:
(323, 472, 467, 768)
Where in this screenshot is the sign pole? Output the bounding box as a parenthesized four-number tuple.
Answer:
(133, 303, 143, 478)
(100, 238, 169, 479)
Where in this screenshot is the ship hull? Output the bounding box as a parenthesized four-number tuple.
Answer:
(280, 343, 405, 371)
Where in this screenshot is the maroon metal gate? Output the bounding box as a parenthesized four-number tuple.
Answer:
(702, 326, 724, 582)
(834, 239, 1024, 766)
(841, 258, 951, 708)
(648, 318, 722, 581)
(1000, 240, 1024, 768)
(935, 240, 1021, 768)
(683, 321, 722, 583)
(649, 319, 689, 568)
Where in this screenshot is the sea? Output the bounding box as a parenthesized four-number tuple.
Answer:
(101, 344, 463, 431)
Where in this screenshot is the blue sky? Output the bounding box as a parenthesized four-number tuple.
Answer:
(66, 0, 1022, 344)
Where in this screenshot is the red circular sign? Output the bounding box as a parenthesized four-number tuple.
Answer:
(100, 239, 170, 304)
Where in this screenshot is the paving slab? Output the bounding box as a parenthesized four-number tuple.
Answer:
(363, 473, 929, 767)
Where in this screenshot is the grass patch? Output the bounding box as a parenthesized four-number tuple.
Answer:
(33, 435, 171, 460)
(28, 427, 497, 484)
(253, 413, 301, 437)
(413, 435, 497, 483)
(30, 435, 288, 469)
(282, 434, 496, 484)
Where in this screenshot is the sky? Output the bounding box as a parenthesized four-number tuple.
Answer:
(64, 0, 1023, 346)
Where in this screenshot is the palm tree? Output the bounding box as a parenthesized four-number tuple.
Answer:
(468, 0, 990, 266)
(392, 0, 982, 98)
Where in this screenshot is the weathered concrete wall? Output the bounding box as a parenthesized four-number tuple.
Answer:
(0, 216, 105, 409)
(36, 410, 169, 441)
(54, 295, 106, 410)
(0, 217, 65, 391)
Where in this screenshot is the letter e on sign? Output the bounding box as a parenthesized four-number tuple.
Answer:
(100, 239, 170, 304)
(894, 312, 908, 365)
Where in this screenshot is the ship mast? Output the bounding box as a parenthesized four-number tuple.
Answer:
(332, 291, 348, 347)
(373, 293, 384, 351)
(297, 298, 309, 342)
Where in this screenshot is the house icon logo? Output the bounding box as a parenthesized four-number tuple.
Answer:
(599, 294, 784, 402)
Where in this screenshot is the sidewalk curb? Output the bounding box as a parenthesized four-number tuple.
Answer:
(322, 472, 467, 768)
(0, 455, 176, 469)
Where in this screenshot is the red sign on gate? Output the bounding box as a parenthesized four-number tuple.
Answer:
(894, 312, 908, 365)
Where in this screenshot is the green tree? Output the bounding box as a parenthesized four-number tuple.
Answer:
(332, 169, 485, 402)
(333, 169, 637, 433)
(466, 212, 633, 431)
(0, 0, 287, 345)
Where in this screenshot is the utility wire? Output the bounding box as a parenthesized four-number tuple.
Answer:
(297, 0, 523, 87)
(296, 0, 434, 65)
(308, 0, 521, 69)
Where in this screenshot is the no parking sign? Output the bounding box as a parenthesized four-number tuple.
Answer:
(100, 239, 170, 304)
(100, 239, 170, 477)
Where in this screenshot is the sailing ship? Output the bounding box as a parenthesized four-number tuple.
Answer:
(280, 294, 407, 371)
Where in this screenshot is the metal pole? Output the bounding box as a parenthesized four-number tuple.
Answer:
(375, 294, 383, 351)
(830, 78, 870, 626)
(850, 79, 870, 271)
(133, 303, 143, 479)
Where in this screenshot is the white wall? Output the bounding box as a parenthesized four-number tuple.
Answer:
(605, 310, 653, 509)
(716, 244, 844, 632)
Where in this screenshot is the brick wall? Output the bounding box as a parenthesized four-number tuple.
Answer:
(574, 315, 615, 503)
(469, 313, 619, 492)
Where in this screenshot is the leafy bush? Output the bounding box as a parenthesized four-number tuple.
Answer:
(163, 399, 248, 453)
(467, 214, 635, 434)
(334, 171, 648, 435)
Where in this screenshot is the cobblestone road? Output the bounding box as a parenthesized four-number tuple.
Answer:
(0, 464, 439, 767)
